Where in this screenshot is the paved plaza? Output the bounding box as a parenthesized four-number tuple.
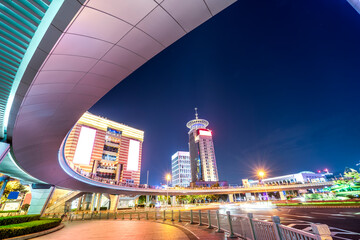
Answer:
(32, 220, 230, 240)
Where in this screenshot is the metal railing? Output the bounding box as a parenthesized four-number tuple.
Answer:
(44, 209, 333, 240)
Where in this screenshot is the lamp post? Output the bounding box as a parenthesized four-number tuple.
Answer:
(166, 174, 171, 207)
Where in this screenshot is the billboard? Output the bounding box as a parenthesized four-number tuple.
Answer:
(199, 129, 212, 136)
(73, 126, 96, 165)
(127, 140, 140, 171)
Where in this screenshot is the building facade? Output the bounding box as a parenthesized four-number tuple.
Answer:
(247, 171, 327, 187)
(186, 109, 219, 183)
(64, 112, 144, 185)
(171, 151, 191, 187)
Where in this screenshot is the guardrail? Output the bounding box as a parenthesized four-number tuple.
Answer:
(44, 210, 333, 240)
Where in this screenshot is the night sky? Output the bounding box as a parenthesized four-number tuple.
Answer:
(90, 0, 360, 185)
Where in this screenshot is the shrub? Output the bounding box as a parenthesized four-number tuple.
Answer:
(21, 204, 30, 211)
(0, 214, 40, 226)
(0, 219, 61, 239)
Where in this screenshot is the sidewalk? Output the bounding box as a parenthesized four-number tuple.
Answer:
(31, 219, 235, 240)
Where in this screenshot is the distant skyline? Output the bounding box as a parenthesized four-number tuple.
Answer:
(90, 0, 360, 185)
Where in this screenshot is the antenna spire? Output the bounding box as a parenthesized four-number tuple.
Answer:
(195, 107, 198, 119)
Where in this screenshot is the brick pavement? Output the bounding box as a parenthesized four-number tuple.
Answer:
(31, 219, 236, 240)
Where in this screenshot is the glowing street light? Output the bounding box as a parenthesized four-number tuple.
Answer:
(258, 171, 265, 179)
(166, 174, 171, 207)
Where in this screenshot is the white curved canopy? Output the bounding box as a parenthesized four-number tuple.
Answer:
(9, 0, 236, 194)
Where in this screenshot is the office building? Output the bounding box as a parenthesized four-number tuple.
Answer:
(186, 109, 219, 184)
(64, 112, 144, 185)
(171, 151, 191, 187)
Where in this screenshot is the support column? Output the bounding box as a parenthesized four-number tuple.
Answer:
(146, 195, 150, 207)
(228, 194, 234, 203)
(77, 194, 84, 211)
(89, 193, 96, 212)
(171, 196, 176, 206)
(28, 184, 55, 215)
(279, 191, 286, 200)
(96, 193, 102, 211)
(109, 194, 119, 211)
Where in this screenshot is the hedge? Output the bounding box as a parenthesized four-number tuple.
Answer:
(0, 219, 61, 239)
(0, 215, 40, 226)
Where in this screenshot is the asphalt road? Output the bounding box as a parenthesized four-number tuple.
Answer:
(216, 206, 360, 240)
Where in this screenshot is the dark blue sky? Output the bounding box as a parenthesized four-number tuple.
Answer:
(90, 0, 360, 185)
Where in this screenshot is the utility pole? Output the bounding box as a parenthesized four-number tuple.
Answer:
(146, 170, 149, 187)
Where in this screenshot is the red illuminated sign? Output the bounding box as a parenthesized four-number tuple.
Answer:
(199, 130, 212, 136)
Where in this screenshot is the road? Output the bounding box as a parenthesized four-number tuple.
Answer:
(215, 206, 360, 240)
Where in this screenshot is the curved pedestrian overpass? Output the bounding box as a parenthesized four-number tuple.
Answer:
(0, 0, 355, 197)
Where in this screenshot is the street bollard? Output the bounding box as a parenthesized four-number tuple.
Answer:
(122, 213, 124, 220)
(82, 212, 85, 220)
(198, 210, 202, 226)
(99, 212, 102, 220)
(216, 210, 223, 233)
(114, 212, 117, 219)
(155, 211, 157, 220)
(130, 213, 132, 220)
(138, 212, 140, 220)
(146, 212, 149, 220)
(207, 210, 213, 229)
(163, 210, 166, 220)
(178, 210, 182, 222)
(226, 211, 236, 238)
(107, 212, 109, 219)
(171, 210, 174, 221)
(91, 212, 93, 220)
(190, 210, 194, 224)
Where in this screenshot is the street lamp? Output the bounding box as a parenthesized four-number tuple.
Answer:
(166, 174, 171, 207)
(258, 170, 268, 201)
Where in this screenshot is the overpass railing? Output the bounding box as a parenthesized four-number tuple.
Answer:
(44, 209, 332, 240)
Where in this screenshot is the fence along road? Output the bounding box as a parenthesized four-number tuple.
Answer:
(44, 209, 333, 240)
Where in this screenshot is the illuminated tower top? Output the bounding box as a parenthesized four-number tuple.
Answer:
(186, 108, 209, 132)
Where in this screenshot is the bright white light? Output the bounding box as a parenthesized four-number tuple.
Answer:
(199, 130, 212, 136)
(127, 140, 140, 171)
(73, 126, 96, 165)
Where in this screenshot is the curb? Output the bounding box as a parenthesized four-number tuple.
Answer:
(4, 223, 64, 240)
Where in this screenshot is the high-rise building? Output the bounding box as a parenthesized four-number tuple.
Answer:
(171, 151, 191, 187)
(64, 112, 144, 185)
(186, 109, 219, 183)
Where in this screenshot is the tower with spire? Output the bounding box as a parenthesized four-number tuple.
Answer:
(186, 108, 219, 184)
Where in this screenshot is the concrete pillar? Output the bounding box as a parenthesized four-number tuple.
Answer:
(96, 193, 102, 211)
(28, 184, 55, 215)
(89, 193, 96, 212)
(109, 194, 119, 211)
(146, 195, 150, 207)
(280, 191, 286, 200)
(228, 194, 234, 203)
(77, 194, 84, 211)
(171, 196, 176, 206)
